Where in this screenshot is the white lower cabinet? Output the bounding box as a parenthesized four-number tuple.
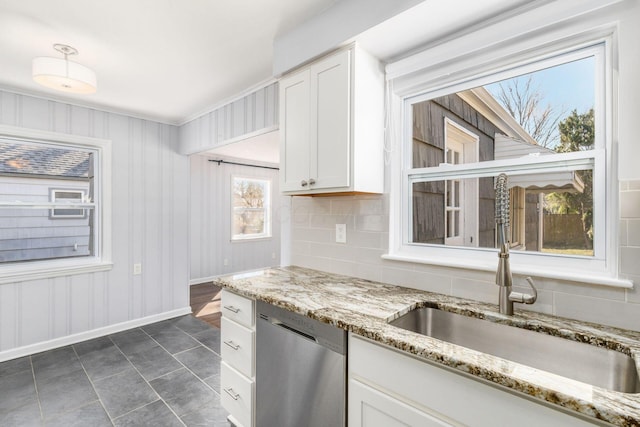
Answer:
(220, 290, 255, 427)
(348, 334, 598, 427)
(221, 362, 254, 427)
(349, 379, 454, 427)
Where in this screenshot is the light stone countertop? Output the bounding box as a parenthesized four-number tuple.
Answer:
(214, 266, 640, 426)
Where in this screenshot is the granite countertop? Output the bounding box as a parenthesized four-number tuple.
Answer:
(214, 266, 640, 426)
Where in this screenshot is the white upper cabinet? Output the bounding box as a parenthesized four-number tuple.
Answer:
(279, 45, 384, 195)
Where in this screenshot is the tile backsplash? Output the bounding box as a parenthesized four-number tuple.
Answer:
(289, 181, 640, 332)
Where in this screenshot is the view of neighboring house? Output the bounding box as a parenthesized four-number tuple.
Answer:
(412, 87, 585, 253)
(0, 141, 91, 262)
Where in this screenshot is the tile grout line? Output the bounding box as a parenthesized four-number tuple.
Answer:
(29, 355, 45, 424)
(71, 344, 117, 427)
(139, 324, 221, 394)
(106, 332, 187, 427)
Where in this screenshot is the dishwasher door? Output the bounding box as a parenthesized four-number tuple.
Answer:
(256, 301, 346, 427)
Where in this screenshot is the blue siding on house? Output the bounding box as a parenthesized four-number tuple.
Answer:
(0, 176, 90, 262)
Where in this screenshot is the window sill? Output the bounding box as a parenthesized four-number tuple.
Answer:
(231, 236, 272, 243)
(381, 252, 633, 289)
(0, 259, 113, 285)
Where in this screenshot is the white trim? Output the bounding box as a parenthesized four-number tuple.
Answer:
(385, 0, 621, 84)
(381, 253, 632, 289)
(0, 84, 180, 126)
(185, 125, 279, 157)
(0, 124, 113, 281)
(443, 118, 479, 247)
(0, 260, 113, 285)
(0, 306, 192, 363)
(231, 176, 272, 241)
(179, 77, 278, 126)
(388, 24, 620, 286)
(190, 275, 223, 286)
(0, 201, 95, 209)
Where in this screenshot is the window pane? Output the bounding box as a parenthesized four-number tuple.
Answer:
(411, 170, 594, 255)
(0, 206, 91, 262)
(0, 140, 94, 263)
(412, 56, 596, 169)
(232, 177, 270, 239)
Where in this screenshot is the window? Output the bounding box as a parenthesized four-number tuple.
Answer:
(50, 189, 88, 218)
(232, 177, 271, 240)
(0, 125, 111, 282)
(387, 38, 621, 285)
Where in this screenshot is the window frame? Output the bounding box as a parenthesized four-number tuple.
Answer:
(231, 176, 272, 242)
(49, 188, 88, 219)
(0, 125, 112, 284)
(385, 32, 629, 288)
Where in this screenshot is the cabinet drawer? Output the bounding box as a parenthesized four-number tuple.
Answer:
(221, 289, 254, 328)
(221, 317, 254, 378)
(221, 361, 254, 427)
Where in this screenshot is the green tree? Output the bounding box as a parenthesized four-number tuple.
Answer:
(545, 109, 594, 248)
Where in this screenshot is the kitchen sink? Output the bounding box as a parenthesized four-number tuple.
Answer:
(390, 307, 640, 393)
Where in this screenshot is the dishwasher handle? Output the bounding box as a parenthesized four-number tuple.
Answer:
(271, 319, 318, 343)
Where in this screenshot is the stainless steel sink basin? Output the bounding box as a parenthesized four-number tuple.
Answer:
(390, 307, 640, 393)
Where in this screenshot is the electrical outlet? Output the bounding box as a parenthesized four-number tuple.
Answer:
(335, 224, 347, 243)
(133, 263, 142, 275)
(223, 258, 229, 266)
(272, 252, 277, 260)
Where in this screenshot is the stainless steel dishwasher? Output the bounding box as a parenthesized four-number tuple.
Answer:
(256, 301, 346, 427)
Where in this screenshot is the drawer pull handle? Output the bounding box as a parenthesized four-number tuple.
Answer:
(224, 305, 240, 314)
(224, 387, 240, 400)
(224, 340, 240, 350)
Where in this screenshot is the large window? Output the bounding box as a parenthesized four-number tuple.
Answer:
(0, 125, 111, 282)
(388, 39, 620, 284)
(232, 177, 271, 240)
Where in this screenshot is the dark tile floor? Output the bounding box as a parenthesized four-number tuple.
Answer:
(0, 315, 230, 426)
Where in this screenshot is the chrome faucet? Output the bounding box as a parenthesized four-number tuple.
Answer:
(495, 174, 537, 315)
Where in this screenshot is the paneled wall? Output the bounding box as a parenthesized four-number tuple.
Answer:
(0, 90, 189, 359)
(189, 154, 281, 282)
(179, 82, 278, 155)
(290, 188, 640, 332)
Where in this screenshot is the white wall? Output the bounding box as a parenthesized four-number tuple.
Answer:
(179, 82, 278, 155)
(189, 154, 281, 283)
(0, 89, 189, 359)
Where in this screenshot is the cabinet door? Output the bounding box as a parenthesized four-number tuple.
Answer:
(309, 49, 351, 190)
(280, 69, 311, 192)
(349, 379, 455, 427)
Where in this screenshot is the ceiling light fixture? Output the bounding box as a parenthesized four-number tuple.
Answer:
(32, 44, 97, 94)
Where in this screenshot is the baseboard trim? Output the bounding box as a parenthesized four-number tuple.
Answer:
(189, 275, 222, 285)
(0, 306, 193, 363)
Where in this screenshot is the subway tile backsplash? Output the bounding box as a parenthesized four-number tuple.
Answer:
(289, 181, 640, 332)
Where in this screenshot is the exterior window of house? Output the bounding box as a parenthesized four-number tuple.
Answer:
(0, 126, 111, 282)
(232, 177, 271, 240)
(50, 189, 87, 218)
(390, 39, 618, 282)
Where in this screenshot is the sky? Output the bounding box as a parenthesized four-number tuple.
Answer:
(484, 56, 595, 148)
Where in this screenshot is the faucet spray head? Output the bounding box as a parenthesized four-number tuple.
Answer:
(495, 173, 510, 225)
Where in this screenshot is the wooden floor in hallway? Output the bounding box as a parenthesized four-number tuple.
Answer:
(190, 283, 223, 329)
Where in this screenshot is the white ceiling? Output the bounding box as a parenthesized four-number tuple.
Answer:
(0, 0, 337, 125)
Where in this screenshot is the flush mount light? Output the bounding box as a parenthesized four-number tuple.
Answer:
(32, 44, 97, 94)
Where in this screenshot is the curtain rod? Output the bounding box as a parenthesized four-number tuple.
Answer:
(208, 159, 279, 170)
